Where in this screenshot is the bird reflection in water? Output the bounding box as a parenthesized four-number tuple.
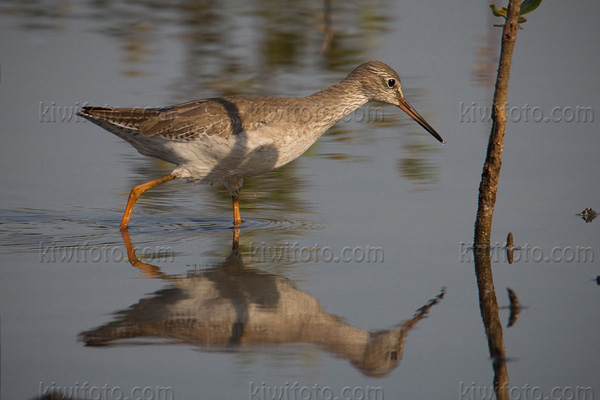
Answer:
(80, 230, 445, 377)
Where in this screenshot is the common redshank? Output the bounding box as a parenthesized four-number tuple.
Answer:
(78, 61, 444, 229)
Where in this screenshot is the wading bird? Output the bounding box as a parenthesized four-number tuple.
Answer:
(78, 61, 444, 230)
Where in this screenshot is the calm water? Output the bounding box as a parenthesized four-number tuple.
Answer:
(1, 1, 599, 399)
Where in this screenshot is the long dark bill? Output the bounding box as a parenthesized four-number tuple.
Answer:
(398, 99, 445, 144)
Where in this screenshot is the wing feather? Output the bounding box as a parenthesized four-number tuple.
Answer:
(79, 97, 287, 141)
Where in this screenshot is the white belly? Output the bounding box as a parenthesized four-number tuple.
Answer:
(151, 124, 323, 184)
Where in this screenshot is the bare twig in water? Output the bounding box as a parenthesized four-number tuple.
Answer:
(475, 0, 522, 246)
(473, 1, 524, 400)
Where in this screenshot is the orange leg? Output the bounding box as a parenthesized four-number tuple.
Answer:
(232, 195, 242, 227)
(120, 173, 177, 230)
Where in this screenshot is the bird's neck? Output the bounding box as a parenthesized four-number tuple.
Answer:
(265, 78, 370, 170)
(303, 77, 369, 131)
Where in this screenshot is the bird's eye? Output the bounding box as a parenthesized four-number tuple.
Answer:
(387, 79, 396, 88)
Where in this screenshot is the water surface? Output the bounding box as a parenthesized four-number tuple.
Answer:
(1, 1, 599, 399)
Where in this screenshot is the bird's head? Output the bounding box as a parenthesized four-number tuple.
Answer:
(349, 61, 445, 144)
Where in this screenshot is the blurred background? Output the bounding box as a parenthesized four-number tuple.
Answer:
(0, 1, 599, 399)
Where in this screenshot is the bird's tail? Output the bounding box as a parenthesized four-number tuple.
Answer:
(77, 106, 161, 131)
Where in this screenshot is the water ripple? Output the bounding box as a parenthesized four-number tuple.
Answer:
(0, 208, 326, 255)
